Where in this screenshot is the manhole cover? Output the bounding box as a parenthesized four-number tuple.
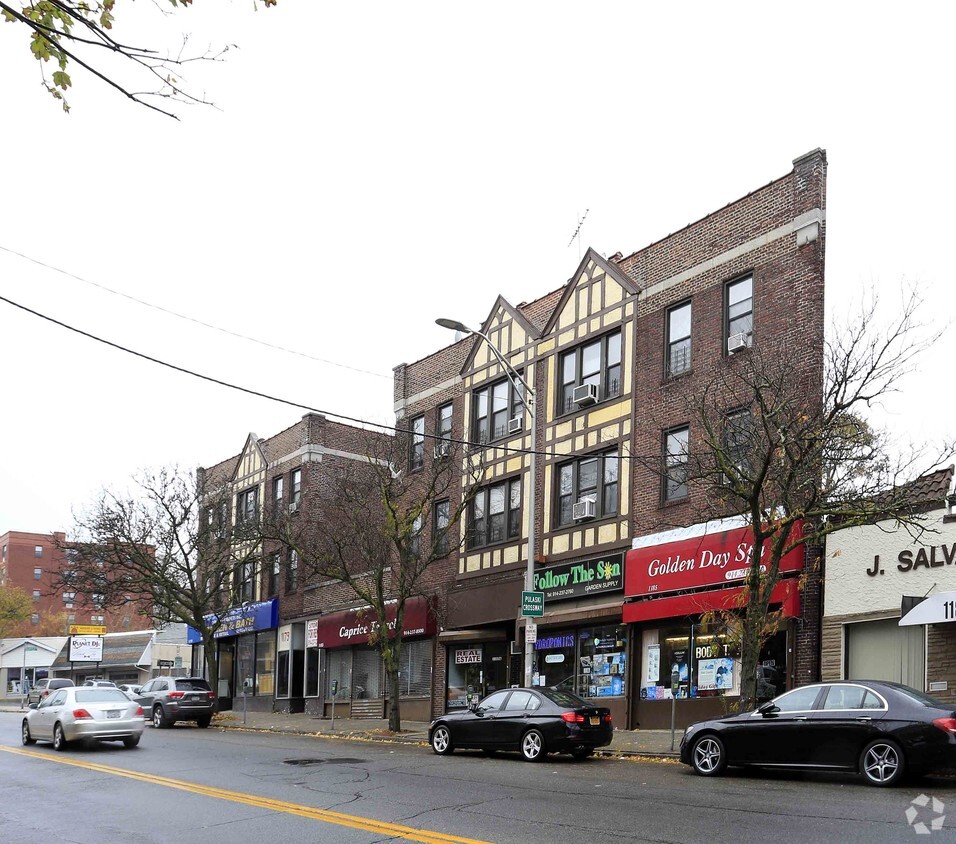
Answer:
(282, 757, 365, 766)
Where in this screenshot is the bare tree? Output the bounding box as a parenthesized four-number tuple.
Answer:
(1, 0, 276, 118)
(672, 289, 954, 708)
(261, 430, 483, 732)
(59, 466, 260, 701)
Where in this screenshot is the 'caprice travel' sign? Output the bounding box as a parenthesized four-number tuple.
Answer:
(625, 523, 803, 598)
(533, 553, 624, 601)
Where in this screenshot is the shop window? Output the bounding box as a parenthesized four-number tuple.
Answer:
(533, 631, 576, 690)
(663, 426, 689, 502)
(666, 301, 692, 377)
(555, 450, 619, 525)
(473, 377, 524, 444)
(577, 625, 627, 699)
(845, 618, 924, 690)
(559, 330, 622, 414)
(237, 634, 256, 696)
(399, 638, 432, 697)
(351, 648, 382, 700)
(305, 642, 320, 697)
(327, 648, 350, 700)
(276, 649, 289, 698)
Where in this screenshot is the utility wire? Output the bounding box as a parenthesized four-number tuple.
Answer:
(0, 293, 639, 465)
(0, 243, 391, 380)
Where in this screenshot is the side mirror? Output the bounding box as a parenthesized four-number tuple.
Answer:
(28, 703, 38, 710)
(757, 702, 779, 716)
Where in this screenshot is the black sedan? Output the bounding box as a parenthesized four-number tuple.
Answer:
(680, 680, 956, 786)
(429, 687, 612, 762)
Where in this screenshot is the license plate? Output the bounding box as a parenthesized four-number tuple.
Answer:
(589, 716, 600, 726)
(107, 710, 121, 719)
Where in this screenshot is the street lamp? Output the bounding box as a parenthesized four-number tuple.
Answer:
(437, 318, 538, 688)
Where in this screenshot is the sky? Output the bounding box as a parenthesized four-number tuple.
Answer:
(1, 2, 954, 534)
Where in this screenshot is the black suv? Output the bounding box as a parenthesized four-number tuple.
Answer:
(138, 677, 216, 728)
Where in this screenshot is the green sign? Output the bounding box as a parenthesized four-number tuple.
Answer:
(532, 553, 624, 602)
(521, 591, 544, 617)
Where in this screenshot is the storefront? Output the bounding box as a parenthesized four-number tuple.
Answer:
(822, 480, 956, 707)
(624, 519, 804, 729)
(527, 551, 629, 726)
(0, 637, 65, 697)
(306, 596, 438, 721)
(188, 598, 278, 713)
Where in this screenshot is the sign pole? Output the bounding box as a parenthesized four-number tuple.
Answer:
(21, 647, 26, 710)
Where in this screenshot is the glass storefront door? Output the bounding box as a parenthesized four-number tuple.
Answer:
(446, 642, 508, 709)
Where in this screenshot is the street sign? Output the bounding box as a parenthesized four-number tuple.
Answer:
(525, 621, 537, 644)
(69, 624, 106, 635)
(521, 591, 544, 617)
(157, 659, 175, 668)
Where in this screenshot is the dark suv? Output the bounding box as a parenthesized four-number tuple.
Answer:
(138, 677, 216, 728)
(27, 678, 75, 707)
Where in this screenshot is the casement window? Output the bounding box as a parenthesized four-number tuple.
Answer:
(666, 301, 692, 377)
(664, 426, 690, 502)
(473, 377, 524, 444)
(555, 450, 619, 525)
(723, 408, 753, 478)
(559, 331, 622, 413)
(434, 499, 450, 556)
(237, 486, 259, 525)
(34, 567, 42, 580)
(468, 478, 521, 549)
(290, 469, 302, 510)
(286, 549, 299, 592)
(726, 275, 754, 345)
(409, 415, 425, 470)
(435, 403, 453, 457)
(272, 476, 284, 514)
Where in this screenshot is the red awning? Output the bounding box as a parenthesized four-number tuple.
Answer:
(622, 577, 800, 624)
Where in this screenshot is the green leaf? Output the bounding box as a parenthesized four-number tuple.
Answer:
(52, 70, 71, 90)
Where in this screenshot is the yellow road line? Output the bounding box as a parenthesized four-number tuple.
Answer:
(0, 746, 492, 844)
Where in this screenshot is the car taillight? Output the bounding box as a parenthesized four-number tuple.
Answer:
(561, 711, 585, 723)
(603, 714, 612, 724)
(933, 717, 956, 734)
(207, 692, 215, 699)
(135, 706, 144, 716)
(168, 691, 184, 699)
(42, 690, 50, 697)
(72, 709, 93, 720)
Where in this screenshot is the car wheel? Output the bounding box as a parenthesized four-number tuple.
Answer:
(53, 723, 68, 752)
(196, 716, 212, 729)
(521, 729, 547, 762)
(123, 735, 140, 749)
(152, 705, 170, 729)
(860, 739, 905, 787)
(431, 724, 454, 755)
(571, 748, 594, 761)
(21, 720, 35, 746)
(691, 734, 727, 776)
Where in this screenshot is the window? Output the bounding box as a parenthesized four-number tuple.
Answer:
(473, 378, 523, 444)
(30, 613, 39, 625)
(63, 591, 76, 603)
(67, 613, 75, 624)
(555, 450, 619, 525)
(434, 500, 450, 556)
(238, 560, 255, 603)
(1, 544, 6, 562)
(771, 686, 821, 713)
(410, 514, 423, 559)
(399, 638, 433, 697)
(504, 690, 537, 711)
(822, 684, 884, 711)
(468, 478, 521, 549)
(663, 427, 689, 502)
(267, 552, 280, 596)
(272, 476, 284, 514)
(34, 567, 42, 580)
(666, 301, 692, 377)
(477, 690, 510, 713)
(559, 331, 622, 413)
(723, 409, 752, 478)
(408, 415, 425, 470)
(237, 486, 259, 525)
(92, 593, 104, 608)
(286, 549, 298, 592)
(35, 545, 43, 558)
(32, 590, 40, 602)
(436, 403, 453, 456)
(290, 469, 302, 509)
(726, 275, 754, 342)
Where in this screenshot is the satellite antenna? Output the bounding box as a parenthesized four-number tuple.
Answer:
(568, 209, 590, 260)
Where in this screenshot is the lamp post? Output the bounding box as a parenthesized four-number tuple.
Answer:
(436, 318, 538, 688)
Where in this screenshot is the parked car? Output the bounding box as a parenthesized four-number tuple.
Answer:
(137, 677, 216, 728)
(22, 686, 144, 750)
(119, 684, 142, 697)
(27, 678, 75, 707)
(429, 687, 612, 761)
(82, 679, 117, 688)
(680, 680, 956, 786)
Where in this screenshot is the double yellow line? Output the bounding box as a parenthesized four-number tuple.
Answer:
(0, 746, 492, 844)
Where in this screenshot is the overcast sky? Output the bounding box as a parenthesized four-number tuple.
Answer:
(1, 2, 953, 534)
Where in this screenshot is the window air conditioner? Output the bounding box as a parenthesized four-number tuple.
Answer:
(289, 500, 300, 514)
(434, 441, 450, 458)
(572, 383, 598, 407)
(572, 498, 596, 521)
(727, 332, 752, 354)
(507, 415, 523, 434)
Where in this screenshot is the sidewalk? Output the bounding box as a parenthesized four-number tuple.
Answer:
(0, 700, 681, 758)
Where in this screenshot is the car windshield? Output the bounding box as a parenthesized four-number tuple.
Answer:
(539, 688, 587, 708)
(176, 679, 212, 691)
(75, 689, 131, 703)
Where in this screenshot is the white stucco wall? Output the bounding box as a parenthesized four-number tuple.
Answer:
(825, 508, 956, 617)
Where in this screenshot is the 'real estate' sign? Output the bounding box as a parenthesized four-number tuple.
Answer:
(625, 523, 803, 598)
(533, 553, 624, 602)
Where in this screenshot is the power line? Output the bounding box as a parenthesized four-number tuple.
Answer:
(0, 292, 645, 466)
(0, 243, 392, 380)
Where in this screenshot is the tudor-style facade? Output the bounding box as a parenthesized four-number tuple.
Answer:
(398, 150, 828, 727)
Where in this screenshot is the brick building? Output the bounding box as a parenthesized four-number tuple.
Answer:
(0, 530, 152, 636)
(394, 149, 828, 727)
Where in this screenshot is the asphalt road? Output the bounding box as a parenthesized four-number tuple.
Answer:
(2, 711, 956, 844)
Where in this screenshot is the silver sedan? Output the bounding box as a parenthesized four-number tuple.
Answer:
(22, 686, 145, 750)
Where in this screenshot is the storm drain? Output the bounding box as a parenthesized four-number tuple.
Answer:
(283, 757, 365, 766)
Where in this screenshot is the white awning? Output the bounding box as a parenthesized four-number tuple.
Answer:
(898, 591, 956, 626)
